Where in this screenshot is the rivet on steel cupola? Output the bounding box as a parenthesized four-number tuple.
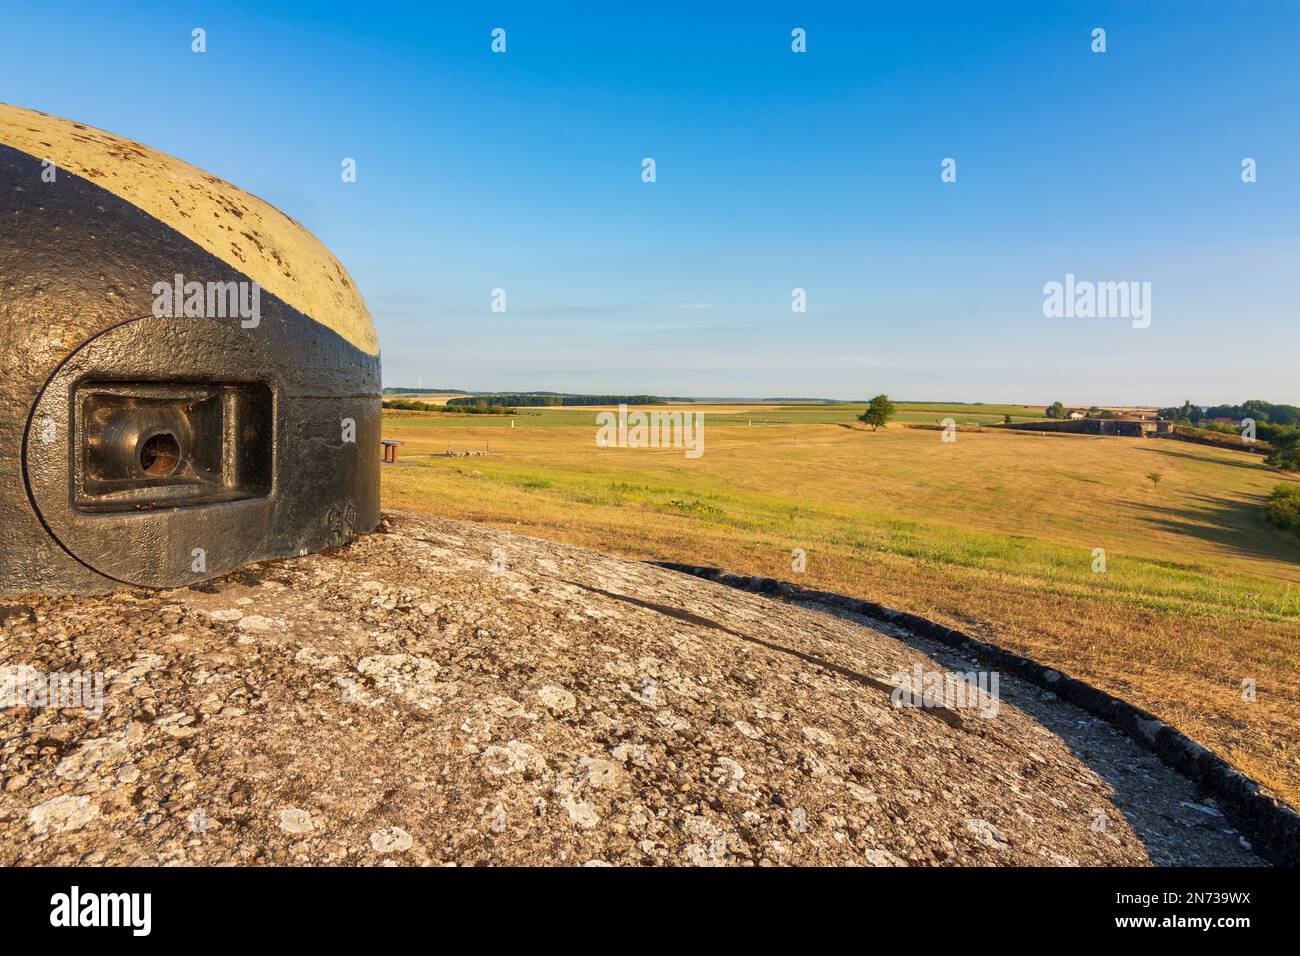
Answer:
(0, 103, 381, 596)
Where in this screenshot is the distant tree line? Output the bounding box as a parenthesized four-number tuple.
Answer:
(383, 399, 515, 415)
(1157, 399, 1300, 427)
(382, 387, 470, 395)
(446, 394, 666, 407)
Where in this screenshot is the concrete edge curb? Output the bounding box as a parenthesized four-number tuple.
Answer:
(653, 561, 1299, 867)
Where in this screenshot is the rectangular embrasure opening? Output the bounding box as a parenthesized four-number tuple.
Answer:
(74, 381, 272, 511)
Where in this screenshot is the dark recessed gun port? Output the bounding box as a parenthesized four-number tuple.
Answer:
(75, 381, 272, 511)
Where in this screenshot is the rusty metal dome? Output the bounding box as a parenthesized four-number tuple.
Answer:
(0, 103, 380, 595)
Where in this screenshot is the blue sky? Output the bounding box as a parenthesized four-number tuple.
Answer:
(3, 2, 1297, 404)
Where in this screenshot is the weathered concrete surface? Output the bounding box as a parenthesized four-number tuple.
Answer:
(0, 511, 1263, 865)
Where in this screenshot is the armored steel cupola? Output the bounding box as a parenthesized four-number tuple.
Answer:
(0, 103, 381, 595)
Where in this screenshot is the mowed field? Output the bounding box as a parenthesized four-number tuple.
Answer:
(380, 403, 1300, 807)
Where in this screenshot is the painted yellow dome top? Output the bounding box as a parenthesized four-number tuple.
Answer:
(0, 102, 378, 356)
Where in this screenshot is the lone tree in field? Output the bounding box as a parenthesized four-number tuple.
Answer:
(1145, 471, 1163, 493)
(1045, 401, 1067, 419)
(858, 394, 896, 431)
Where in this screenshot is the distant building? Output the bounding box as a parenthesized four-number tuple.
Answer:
(1006, 417, 1157, 437)
(1068, 410, 1086, 420)
(1086, 417, 1155, 437)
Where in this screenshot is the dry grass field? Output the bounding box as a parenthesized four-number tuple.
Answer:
(380, 403, 1300, 807)
(383, 392, 462, 405)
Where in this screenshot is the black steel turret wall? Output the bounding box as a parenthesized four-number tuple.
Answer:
(0, 145, 380, 595)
